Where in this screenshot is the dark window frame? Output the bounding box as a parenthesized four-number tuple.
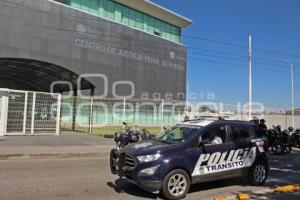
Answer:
(200, 123, 231, 145)
(228, 124, 255, 142)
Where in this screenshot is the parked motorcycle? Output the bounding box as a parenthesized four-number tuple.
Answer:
(281, 127, 293, 153)
(267, 125, 293, 154)
(291, 128, 300, 148)
(110, 122, 151, 174)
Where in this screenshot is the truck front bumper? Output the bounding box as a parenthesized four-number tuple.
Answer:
(110, 150, 162, 192)
(125, 171, 161, 192)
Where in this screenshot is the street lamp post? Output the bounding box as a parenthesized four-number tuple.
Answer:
(283, 60, 295, 128)
(291, 63, 295, 128)
(248, 35, 252, 120)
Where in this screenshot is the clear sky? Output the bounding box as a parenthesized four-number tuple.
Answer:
(153, 0, 300, 109)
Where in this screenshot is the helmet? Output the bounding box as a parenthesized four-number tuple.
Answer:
(288, 127, 294, 132)
(260, 119, 265, 123)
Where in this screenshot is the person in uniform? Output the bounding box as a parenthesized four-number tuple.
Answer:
(210, 130, 223, 145)
(258, 119, 268, 136)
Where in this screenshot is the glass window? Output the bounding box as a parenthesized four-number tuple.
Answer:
(89, 0, 98, 15)
(201, 125, 227, 145)
(79, 0, 90, 12)
(156, 125, 201, 144)
(128, 9, 136, 27)
(54, 0, 71, 5)
(121, 6, 129, 25)
(114, 4, 122, 22)
(135, 12, 142, 29)
(52, 0, 181, 43)
(70, 0, 81, 9)
(231, 126, 252, 140)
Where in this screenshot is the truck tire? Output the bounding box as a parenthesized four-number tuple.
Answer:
(248, 161, 268, 186)
(160, 169, 190, 200)
(110, 149, 119, 175)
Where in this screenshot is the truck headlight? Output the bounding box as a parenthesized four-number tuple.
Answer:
(139, 165, 160, 176)
(137, 154, 161, 163)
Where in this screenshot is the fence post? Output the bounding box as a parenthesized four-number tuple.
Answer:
(265, 110, 269, 126)
(89, 97, 93, 135)
(285, 110, 288, 130)
(161, 99, 164, 131)
(22, 91, 28, 134)
(0, 95, 8, 136)
(193, 101, 196, 119)
(72, 92, 77, 132)
(31, 92, 36, 135)
(56, 94, 61, 136)
(123, 98, 126, 121)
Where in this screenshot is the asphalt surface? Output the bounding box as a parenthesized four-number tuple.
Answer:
(0, 150, 300, 200)
(0, 135, 113, 158)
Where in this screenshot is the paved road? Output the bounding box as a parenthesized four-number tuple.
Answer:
(0, 135, 113, 157)
(0, 150, 300, 200)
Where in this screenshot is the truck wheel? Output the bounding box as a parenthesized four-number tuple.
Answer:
(110, 149, 119, 175)
(248, 161, 268, 186)
(161, 169, 190, 200)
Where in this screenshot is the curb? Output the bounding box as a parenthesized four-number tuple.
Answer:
(274, 184, 300, 193)
(0, 152, 108, 160)
(214, 184, 300, 200)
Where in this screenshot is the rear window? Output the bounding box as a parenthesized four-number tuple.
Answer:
(231, 125, 252, 140)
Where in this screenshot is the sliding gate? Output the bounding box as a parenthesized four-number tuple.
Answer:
(1, 89, 61, 135)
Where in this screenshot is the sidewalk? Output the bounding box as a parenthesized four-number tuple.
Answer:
(0, 134, 115, 160)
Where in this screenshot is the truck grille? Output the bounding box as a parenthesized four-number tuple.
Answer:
(118, 153, 136, 177)
(125, 154, 136, 169)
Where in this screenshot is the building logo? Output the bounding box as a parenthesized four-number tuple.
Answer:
(76, 24, 88, 35)
(170, 51, 176, 59)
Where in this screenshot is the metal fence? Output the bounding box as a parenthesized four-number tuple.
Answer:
(60, 97, 186, 133)
(0, 89, 61, 135)
(0, 88, 298, 136)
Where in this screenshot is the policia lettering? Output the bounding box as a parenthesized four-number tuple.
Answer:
(192, 147, 256, 176)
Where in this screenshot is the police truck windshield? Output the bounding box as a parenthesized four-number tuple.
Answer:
(155, 125, 201, 143)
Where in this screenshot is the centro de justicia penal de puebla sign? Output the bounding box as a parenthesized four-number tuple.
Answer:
(74, 24, 185, 71)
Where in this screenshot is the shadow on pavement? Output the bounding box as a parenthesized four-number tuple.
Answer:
(189, 177, 248, 194)
(107, 177, 248, 199)
(107, 178, 158, 199)
(266, 150, 300, 187)
(225, 150, 300, 200)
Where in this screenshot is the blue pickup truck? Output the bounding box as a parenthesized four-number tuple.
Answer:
(110, 119, 269, 200)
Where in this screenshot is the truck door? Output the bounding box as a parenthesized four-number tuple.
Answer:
(191, 123, 237, 182)
(229, 124, 257, 172)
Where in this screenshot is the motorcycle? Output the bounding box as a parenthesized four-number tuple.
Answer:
(291, 128, 300, 148)
(281, 128, 293, 153)
(267, 125, 293, 154)
(110, 122, 151, 174)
